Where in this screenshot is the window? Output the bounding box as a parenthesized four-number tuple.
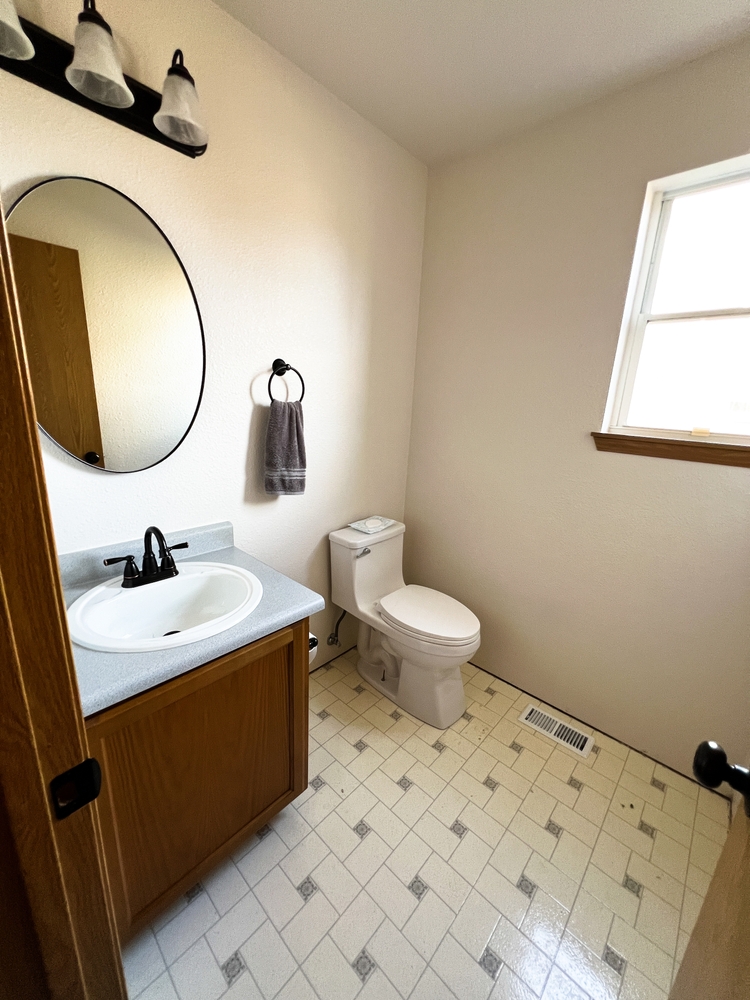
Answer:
(597, 154, 750, 466)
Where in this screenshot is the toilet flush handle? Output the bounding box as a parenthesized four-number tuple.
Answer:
(356, 547, 371, 559)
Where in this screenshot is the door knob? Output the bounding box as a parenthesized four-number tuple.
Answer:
(693, 741, 750, 817)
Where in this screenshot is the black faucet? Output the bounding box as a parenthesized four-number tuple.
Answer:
(103, 526, 189, 588)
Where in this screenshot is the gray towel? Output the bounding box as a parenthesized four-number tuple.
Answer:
(264, 400, 306, 494)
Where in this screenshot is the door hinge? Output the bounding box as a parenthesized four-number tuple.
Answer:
(50, 758, 102, 820)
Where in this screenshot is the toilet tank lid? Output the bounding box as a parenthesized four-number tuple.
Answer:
(379, 585, 480, 642)
(329, 521, 405, 549)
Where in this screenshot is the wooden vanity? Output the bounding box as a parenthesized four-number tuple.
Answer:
(86, 618, 309, 942)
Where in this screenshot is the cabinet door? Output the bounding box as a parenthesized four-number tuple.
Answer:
(87, 620, 308, 940)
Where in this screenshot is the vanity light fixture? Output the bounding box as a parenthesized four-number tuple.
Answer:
(0, 0, 34, 60)
(65, 0, 133, 108)
(0, 12, 206, 157)
(153, 50, 208, 148)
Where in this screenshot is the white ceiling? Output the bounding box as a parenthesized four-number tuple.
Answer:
(214, 0, 750, 164)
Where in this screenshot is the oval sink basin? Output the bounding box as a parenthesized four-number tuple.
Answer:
(68, 562, 263, 652)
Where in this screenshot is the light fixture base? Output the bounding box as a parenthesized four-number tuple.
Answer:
(77, 0, 112, 36)
(167, 49, 194, 85)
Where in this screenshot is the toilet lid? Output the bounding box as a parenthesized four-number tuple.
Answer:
(379, 585, 480, 643)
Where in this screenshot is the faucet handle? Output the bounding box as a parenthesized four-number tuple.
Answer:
(161, 540, 189, 574)
(103, 554, 140, 587)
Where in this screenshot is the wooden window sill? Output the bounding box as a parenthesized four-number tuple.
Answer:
(591, 432, 750, 468)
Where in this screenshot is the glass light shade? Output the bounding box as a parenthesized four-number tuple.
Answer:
(154, 52, 208, 148)
(0, 0, 34, 60)
(65, 19, 133, 108)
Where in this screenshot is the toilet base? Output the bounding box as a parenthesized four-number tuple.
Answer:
(356, 648, 466, 730)
(356, 657, 400, 703)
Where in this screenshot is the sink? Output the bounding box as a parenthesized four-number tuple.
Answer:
(67, 562, 263, 652)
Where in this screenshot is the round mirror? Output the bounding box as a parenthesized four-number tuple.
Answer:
(6, 178, 205, 473)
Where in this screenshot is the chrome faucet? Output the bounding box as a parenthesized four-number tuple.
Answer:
(103, 525, 189, 588)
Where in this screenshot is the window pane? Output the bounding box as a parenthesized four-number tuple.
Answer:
(650, 178, 750, 314)
(625, 316, 750, 435)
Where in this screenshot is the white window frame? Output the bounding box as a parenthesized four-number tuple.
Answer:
(601, 151, 750, 447)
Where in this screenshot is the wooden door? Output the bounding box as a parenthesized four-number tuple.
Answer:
(0, 201, 125, 997)
(670, 807, 750, 998)
(87, 621, 309, 940)
(9, 233, 104, 466)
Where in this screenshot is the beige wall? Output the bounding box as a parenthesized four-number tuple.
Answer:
(3, 1, 747, 773)
(1, 0, 427, 662)
(405, 37, 750, 776)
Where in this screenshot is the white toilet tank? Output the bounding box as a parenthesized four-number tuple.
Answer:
(329, 521, 406, 617)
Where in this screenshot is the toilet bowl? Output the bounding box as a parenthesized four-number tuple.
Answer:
(329, 521, 480, 729)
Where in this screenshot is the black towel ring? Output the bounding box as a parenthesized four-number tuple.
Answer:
(268, 358, 305, 402)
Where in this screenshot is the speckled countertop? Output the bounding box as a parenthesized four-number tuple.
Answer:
(60, 522, 325, 718)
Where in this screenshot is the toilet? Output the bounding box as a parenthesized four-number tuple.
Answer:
(329, 521, 480, 729)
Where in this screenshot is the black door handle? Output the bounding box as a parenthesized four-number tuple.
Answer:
(693, 741, 750, 817)
(50, 758, 102, 820)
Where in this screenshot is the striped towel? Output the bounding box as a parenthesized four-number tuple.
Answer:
(264, 400, 306, 494)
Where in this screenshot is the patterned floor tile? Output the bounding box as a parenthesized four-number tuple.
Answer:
(521, 889, 569, 960)
(253, 866, 304, 930)
(431, 933, 495, 1000)
(311, 852, 362, 913)
(121, 927, 165, 998)
(402, 888, 455, 961)
(205, 891, 266, 966)
(475, 864, 531, 927)
(201, 859, 251, 918)
(170, 937, 226, 1000)
(282, 890, 338, 962)
(450, 888, 502, 959)
(303, 935, 362, 1000)
(367, 918, 426, 997)
(330, 891, 386, 962)
(155, 890, 219, 966)
(123, 654, 730, 1000)
(366, 864, 419, 928)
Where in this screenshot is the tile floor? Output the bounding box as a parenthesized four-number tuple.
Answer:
(122, 652, 731, 1000)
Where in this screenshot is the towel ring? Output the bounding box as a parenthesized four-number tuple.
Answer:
(268, 358, 305, 402)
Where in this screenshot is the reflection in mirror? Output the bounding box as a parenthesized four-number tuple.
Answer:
(7, 178, 204, 472)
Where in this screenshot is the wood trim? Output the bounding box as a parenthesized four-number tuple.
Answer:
(670, 809, 750, 998)
(0, 570, 78, 999)
(0, 196, 125, 995)
(0, 765, 50, 1000)
(591, 432, 750, 468)
(292, 619, 310, 794)
(86, 627, 295, 737)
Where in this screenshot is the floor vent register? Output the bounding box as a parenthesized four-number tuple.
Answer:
(519, 704, 594, 757)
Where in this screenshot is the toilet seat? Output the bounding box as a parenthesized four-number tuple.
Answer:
(379, 585, 480, 646)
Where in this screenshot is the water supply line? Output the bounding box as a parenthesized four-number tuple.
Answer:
(327, 609, 346, 646)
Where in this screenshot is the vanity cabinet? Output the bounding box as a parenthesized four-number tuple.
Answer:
(86, 619, 309, 942)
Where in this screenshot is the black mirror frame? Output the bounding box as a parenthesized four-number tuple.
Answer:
(6, 176, 206, 475)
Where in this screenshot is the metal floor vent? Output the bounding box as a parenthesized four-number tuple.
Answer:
(519, 705, 593, 757)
